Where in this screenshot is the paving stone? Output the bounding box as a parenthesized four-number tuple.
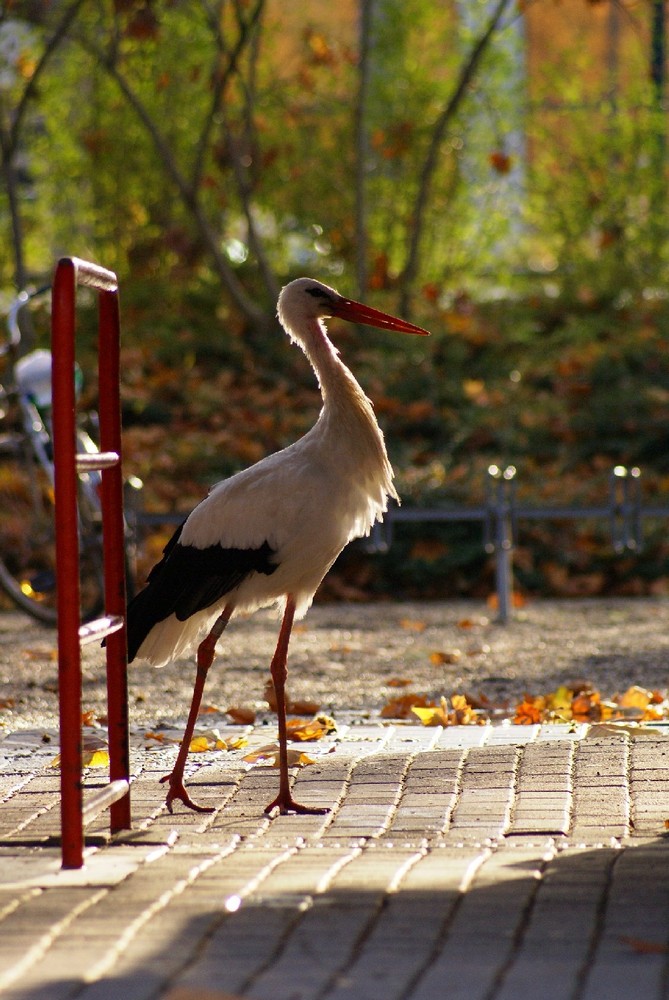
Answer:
(0, 720, 667, 999)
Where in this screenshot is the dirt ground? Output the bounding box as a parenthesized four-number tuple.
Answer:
(1, 597, 668, 734)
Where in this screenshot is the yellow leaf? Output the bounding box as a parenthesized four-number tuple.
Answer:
(51, 747, 110, 769)
(618, 685, 653, 710)
(381, 693, 432, 719)
(189, 730, 227, 753)
(189, 735, 222, 753)
(412, 704, 449, 727)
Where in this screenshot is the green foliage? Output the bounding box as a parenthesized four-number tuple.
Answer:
(2, 1, 669, 597)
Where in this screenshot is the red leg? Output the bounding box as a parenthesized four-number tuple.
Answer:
(160, 605, 233, 813)
(265, 597, 329, 817)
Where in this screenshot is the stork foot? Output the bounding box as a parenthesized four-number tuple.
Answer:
(159, 773, 215, 814)
(264, 793, 330, 818)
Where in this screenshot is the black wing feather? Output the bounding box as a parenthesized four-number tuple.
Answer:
(126, 524, 277, 662)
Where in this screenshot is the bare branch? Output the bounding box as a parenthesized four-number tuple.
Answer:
(400, 0, 514, 314)
(10, 0, 86, 152)
(76, 16, 270, 327)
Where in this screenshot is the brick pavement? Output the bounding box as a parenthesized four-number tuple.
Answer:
(0, 720, 668, 999)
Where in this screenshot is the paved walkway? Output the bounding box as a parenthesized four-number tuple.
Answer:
(0, 716, 668, 1000)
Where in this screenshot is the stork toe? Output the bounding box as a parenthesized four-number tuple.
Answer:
(160, 772, 215, 814)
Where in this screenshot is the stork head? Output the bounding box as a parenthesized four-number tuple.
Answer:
(277, 277, 429, 345)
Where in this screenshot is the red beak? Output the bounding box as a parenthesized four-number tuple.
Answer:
(329, 296, 430, 336)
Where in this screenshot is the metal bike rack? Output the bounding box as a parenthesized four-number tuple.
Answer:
(369, 463, 659, 625)
(51, 257, 130, 869)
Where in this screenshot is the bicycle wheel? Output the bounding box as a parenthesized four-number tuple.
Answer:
(0, 432, 105, 624)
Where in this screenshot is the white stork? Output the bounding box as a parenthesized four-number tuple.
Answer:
(126, 277, 429, 816)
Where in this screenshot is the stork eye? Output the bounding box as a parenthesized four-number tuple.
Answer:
(305, 286, 333, 304)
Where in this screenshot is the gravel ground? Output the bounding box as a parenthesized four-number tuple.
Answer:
(1, 597, 669, 733)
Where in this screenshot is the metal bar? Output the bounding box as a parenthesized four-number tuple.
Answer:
(68, 257, 118, 292)
(388, 507, 488, 523)
(78, 615, 124, 647)
(82, 779, 130, 826)
(98, 288, 131, 834)
(75, 452, 119, 472)
(52, 258, 84, 870)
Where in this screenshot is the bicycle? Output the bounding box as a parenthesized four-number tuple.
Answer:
(0, 286, 136, 624)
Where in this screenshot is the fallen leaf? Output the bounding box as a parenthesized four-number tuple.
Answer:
(429, 649, 461, 665)
(412, 701, 450, 727)
(400, 618, 426, 632)
(144, 731, 180, 745)
(286, 714, 336, 741)
(189, 733, 226, 753)
(287, 698, 322, 715)
(618, 685, 653, 710)
(487, 592, 526, 610)
(387, 677, 414, 687)
(0, 698, 15, 709)
(226, 706, 256, 725)
(513, 696, 545, 725)
(457, 616, 489, 629)
(412, 694, 485, 727)
(264, 679, 320, 715)
(51, 744, 110, 769)
(242, 742, 315, 768)
(620, 935, 669, 955)
(82, 749, 110, 767)
(380, 693, 433, 719)
(163, 986, 248, 1000)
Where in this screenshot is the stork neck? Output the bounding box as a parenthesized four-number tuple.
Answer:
(304, 320, 365, 412)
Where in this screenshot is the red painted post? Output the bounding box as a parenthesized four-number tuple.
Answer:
(98, 289, 131, 832)
(52, 259, 84, 869)
(51, 258, 131, 868)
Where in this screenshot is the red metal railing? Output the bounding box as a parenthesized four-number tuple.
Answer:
(51, 257, 131, 869)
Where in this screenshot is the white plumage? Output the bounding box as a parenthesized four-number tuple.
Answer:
(126, 277, 428, 815)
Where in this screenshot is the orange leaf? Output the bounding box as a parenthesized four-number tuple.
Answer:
(429, 649, 461, 666)
(287, 699, 321, 716)
(621, 935, 669, 955)
(144, 731, 179, 745)
(400, 618, 426, 632)
(513, 696, 545, 725)
(489, 150, 513, 174)
(286, 714, 336, 741)
(457, 616, 489, 629)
